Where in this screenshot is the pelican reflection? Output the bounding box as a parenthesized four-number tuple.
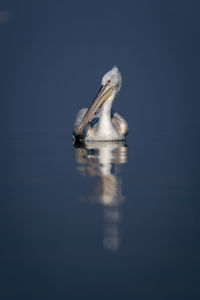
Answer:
(74, 141, 128, 251)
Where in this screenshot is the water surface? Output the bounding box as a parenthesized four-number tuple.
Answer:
(0, 1, 200, 299)
(1, 128, 199, 299)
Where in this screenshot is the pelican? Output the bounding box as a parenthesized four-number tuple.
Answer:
(73, 66, 128, 142)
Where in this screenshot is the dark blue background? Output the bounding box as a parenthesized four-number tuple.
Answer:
(0, 0, 200, 299)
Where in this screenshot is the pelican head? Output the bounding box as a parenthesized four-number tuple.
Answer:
(101, 66, 122, 94)
(78, 66, 122, 132)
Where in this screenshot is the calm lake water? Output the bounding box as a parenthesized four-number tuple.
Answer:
(1, 127, 199, 299)
(1, 1, 200, 299)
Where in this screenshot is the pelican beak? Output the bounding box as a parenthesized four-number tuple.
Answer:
(78, 84, 114, 132)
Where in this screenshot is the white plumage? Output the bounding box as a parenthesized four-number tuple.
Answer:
(73, 66, 128, 142)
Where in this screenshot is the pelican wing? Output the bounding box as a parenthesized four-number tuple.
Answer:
(111, 111, 129, 137)
(73, 108, 97, 141)
(73, 108, 88, 138)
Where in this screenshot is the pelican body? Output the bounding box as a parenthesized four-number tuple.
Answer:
(73, 67, 128, 142)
